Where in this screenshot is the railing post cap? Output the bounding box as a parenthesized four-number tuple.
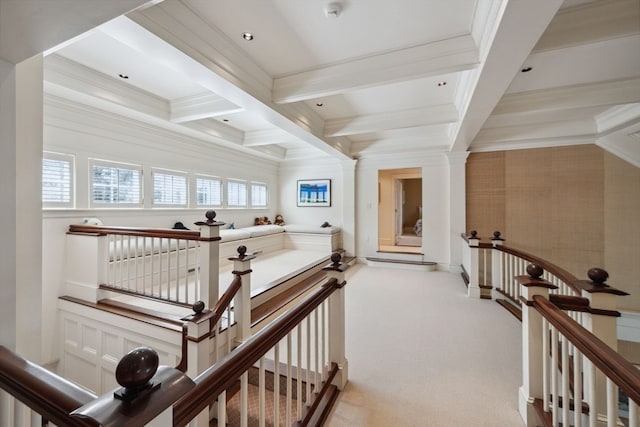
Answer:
(323, 252, 349, 272)
(491, 231, 504, 241)
(194, 210, 225, 227)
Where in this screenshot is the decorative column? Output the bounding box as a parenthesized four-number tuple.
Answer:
(491, 231, 504, 300)
(517, 264, 557, 427)
(467, 231, 481, 298)
(229, 245, 256, 345)
(194, 210, 224, 310)
(573, 268, 628, 427)
(323, 253, 349, 390)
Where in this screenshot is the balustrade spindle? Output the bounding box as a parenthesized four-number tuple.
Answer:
(297, 323, 303, 421)
(287, 332, 293, 427)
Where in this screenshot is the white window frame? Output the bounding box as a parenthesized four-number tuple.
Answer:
(250, 182, 268, 208)
(152, 169, 188, 207)
(195, 174, 223, 207)
(227, 179, 247, 208)
(42, 151, 74, 209)
(89, 159, 143, 208)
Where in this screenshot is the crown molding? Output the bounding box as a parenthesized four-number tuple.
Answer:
(595, 103, 640, 135)
(471, 135, 596, 153)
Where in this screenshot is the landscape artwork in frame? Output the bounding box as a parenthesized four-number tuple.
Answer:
(297, 179, 331, 207)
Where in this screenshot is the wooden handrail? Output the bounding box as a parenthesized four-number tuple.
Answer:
(0, 346, 97, 426)
(173, 277, 341, 425)
(532, 295, 640, 405)
(67, 224, 219, 241)
(497, 245, 581, 294)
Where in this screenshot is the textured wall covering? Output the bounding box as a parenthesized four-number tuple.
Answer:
(467, 145, 639, 311)
(604, 151, 640, 312)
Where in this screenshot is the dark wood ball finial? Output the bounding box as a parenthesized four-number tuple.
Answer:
(114, 347, 159, 401)
(469, 230, 478, 238)
(205, 210, 217, 223)
(493, 231, 501, 239)
(237, 245, 247, 258)
(526, 264, 544, 280)
(192, 300, 205, 315)
(588, 267, 609, 286)
(331, 252, 342, 266)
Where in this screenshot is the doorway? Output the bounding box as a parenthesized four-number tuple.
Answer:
(378, 168, 422, 253)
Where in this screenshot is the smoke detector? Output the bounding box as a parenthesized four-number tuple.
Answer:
(325, 2, 341, 18)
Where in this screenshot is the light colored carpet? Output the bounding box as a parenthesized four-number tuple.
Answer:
(326, 264, 524, 427)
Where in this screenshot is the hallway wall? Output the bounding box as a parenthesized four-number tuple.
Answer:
(466, 144, 640, 311)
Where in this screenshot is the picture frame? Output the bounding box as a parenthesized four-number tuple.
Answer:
(297, 179, 331, 207)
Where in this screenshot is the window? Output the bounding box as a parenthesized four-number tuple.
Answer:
(196, 175, 222, 206)
(42, 152, 74, 208)
(153, 170, 188, 206)
(227, 180, 247, 207)
(91, 160, 142, 206)
(251, 182, 268, 207)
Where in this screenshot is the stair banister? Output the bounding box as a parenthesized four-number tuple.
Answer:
(517, 265, 558, 427)
(466, 231, 482, 298)
(193, 209, 224, 309)
(323, 252, 349, 390)
(173, 271, 346, 426)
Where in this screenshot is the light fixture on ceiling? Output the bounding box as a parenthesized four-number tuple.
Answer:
(325, 2, 341, 18)
(242, 32, 254, 41)
(437, 81, 447, 86)
(223, 119, 229, 122)
(521, 66, 533, 72)
(316, 103, 324, 107)
(118, 74, 129, 79)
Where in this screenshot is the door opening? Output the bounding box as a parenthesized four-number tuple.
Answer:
(378, 168, 422, 253)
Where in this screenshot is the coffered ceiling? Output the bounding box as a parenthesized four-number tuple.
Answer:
(41, 0, 640, 164)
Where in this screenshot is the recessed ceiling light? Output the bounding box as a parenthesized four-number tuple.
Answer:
(242, 32, 254, 41)
(118, 74, 129, 79)
(223, 119, 229, 122)
(521, 66, 533, 73)
(316, 103, 324, 107)
(437, 81, 447, 86)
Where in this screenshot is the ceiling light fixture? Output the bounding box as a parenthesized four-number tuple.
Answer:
(437, 81, 447, 86)
(324, 2, 341, 18)
(118, 74, 129, 79)
(316, 103, 324, 107)
(242, 32, 254, 41)
(521, 66, 532, 72)
(223, 119, 229, 122)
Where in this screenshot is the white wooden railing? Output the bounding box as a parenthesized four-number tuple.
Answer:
(461, 231, 639, 427)
(66, 210, 223, 309)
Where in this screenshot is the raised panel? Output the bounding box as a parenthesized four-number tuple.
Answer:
(64, 318, 79, 348)
(64, 352, 97, 393)
(81, 324, 98, 356)
(101, 331, 120, 360)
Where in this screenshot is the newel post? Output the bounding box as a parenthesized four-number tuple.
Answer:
(194, 210, 224, 309)
(467, 231, 481, 298)
(574, 268, 628, 427)
(517, 264, 557, 427)
(229, 245, 256, 345)
(323, 253, 349, 390)
(491, 231, 504, 300)
(70, 347, 194, 426)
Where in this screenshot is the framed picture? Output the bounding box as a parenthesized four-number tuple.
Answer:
(297, 179, 331, 207)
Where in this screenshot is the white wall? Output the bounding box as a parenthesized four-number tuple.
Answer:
(278, 158, 344, 228)
(42, 95, 280, 364)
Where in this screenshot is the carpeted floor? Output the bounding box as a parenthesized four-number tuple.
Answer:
(325, 264, 524, 427)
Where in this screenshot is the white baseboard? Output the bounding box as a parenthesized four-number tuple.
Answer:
(618, 311, 640, 343)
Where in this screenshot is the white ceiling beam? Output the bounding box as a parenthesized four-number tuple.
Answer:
(449, 0, 564, 151)
(128, 4, 352, 160)
(45, 54, 169, 120)
(170, 92, 243, 123)
(324, 104, 458, 137)
(493, 77, 640, 116)
(243, 128, 299, 147)
(272, 35, 479, 104)
(533, 0, 639, 53)
(181, 118, 244, 145)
